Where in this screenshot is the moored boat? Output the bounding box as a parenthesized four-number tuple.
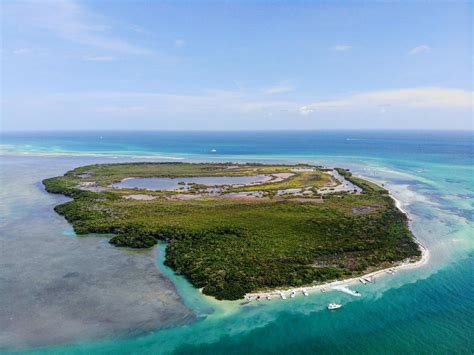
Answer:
(363, 276, 374, 283)
(386, 268, 396, 275)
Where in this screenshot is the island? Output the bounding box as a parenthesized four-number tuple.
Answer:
(43, 162, 422, 300)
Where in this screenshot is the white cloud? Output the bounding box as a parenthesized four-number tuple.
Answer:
(174, 39, 186, 48)
(3, 0, 150, 55)
(3, 87, 472, 130)
(299, 106, 314, 115)
(82, 55, 116, 61)
(408, 45, 431, 55)
(19, 90, 298, 118)
(300, 87, 473, 115)
(13, 48, 32, 55)
(331, 45, 352, 52)
(264, 84, 295, 95)
(97, 105, 147, 114)
(299, 100, 348, 115)
(7, 87, 471, 121)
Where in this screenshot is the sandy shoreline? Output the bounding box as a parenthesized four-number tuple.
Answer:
(244, 192, 429, 301)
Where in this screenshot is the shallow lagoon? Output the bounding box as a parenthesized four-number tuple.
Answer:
(0, 156, 194, 350)
(112, 175, 271, 190)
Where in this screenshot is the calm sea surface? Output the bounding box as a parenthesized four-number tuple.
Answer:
(1, 131, 473, 354)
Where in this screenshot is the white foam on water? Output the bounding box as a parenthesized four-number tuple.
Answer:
(332, 286, 362, 297)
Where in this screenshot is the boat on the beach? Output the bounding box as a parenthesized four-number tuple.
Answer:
(327, 303, 342, 310)
(266, 295, 271, 300)
(386, 268, 397, 275)
(364, 276, 374, 283)
(359, 278, 367, 285)
(279, 292, 287, 300)
(302, 289, 309, 296)
(321, 288, 326, 293)
(290, 290, 296, 298)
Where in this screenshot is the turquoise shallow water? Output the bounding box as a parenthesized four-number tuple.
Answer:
(1, 131, 473, 354)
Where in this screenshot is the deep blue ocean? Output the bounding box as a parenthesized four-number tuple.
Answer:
(1, 130, 473, 354)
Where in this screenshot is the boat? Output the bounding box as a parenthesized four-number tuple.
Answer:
(359, 278, 367, 285)
(321, 288, 326, 293)
(279, 292, 287, 300)
(266, 295, 272, 300)
(327, 303, 342, 310)
(211, 149, 217, 153)
(364, 276, 374, 283)
(302, 289, 309, 296)
(290, 290, 296, 298)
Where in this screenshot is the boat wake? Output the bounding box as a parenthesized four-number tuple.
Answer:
(332, 285, 362, 297)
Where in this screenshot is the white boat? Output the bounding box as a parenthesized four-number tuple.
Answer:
(321, 288, 326, 293)
(302, 289, 309, 296)
(364, 277, 374, 283)
(359, 278, 367, 285)
(327, 303, 342, 310)
(210, 149, 217, 152)
(290, 291, 296, 298)
(266, 295, 272, 300)
(279, 292, 287, 300)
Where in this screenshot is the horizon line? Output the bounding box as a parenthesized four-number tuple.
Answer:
(2, 128, 473, 134)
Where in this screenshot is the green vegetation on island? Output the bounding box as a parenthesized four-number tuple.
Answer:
(43, 162, 421, 300)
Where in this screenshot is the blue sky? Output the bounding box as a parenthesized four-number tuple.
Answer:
(1, 0, 472, 131)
